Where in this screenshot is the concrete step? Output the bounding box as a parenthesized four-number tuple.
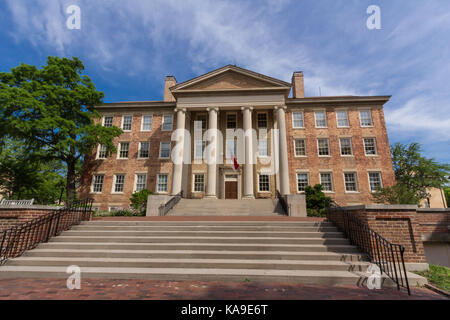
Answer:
(8, 256, 371, 271)
(38, 242, 361, 253)
(51, 236, 351, 245)
(23, 249, 369, 261)
(0, 265, 426, 287)
(83, 221, 334, 227)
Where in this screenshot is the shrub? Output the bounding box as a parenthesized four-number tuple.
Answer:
(305, 184, 333, 217)
(130, 189, 152, 215)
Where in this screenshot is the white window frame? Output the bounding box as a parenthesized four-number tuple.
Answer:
(156, 174, 169, 194)
(141, 114, 153, 132)
(314, 110, 327, 128)
(319, 172, 334, 193)
(258, 139, 269, 158)
(102, 115, 114, 127)
(112, 174, 126, 194)
(159, 142, 171, 159)
(122, 115, 133, 131)
(195, 113, 208, 131)
(138, 142, 150, 159)
(194, 140, 206, 160)
(343, 172, 359, 193)
(336, 110, 349, 128)
(317, 138, 330, 157)
(292, 111, 305, 129)
(258, 174, 271, 193)
(117, 142, 130, 159)
(296, 172, 309, 193)
(162, 114, 174, 131)
(192, 173, 205, 193)
(363, 137, 378, 156)
(226, 112, 238, 129)
(97, 144, 108, 160)
(134, 173, 147, 192)
(294, 139, 307, 157)
(359, 109, 374, 127)
(368, 171, 383, 192)
(257, 112, 268, 129)
(91, 174, 104, 194)
(339, 137, 353, 157)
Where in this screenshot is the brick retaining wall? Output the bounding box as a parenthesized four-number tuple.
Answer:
(0, 206, 60, 231)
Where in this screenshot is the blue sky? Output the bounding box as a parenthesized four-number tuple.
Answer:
(1, 0, 449, 163)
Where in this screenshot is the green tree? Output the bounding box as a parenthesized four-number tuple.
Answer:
(0, 57, 122, 200)
(373, 143, 450, 205)
(130, 189, 152, 215)
(305, 184, 333, 217)
(444, 187, 450, 208)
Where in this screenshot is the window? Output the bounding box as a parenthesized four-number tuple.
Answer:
(294, 139, 306, 157)
(369, 172, 382, 192)
(92, 175, 104, 193)
(196, 114, 207, 130)
(113, 174, 125, 193)
(103, 116, 113, 127)
(157, 174, 169, 193)
(259, 174, 270, 192)
(227, 114, 237, 129)
(340, 138, 353, 156)
(119, 142, 130, 159)
(292, 112, 304, 128)
(226, 140, 237, 159)
(122, 115, 133, 131)
(194, 140, 206, 160)
(160, 142, 171, 159)
(315, 111, 327, 128)
(318, 138, 330, 156)
(139, 142, 150, 159)
(193, 174, 205, 192)
(135, 174, 147, 192)
(257, 113, 268, 128)
(320, 173, 333, 192)
(336, 111, 349, 127)
(162, 114, 173, 131)
(344, 173, 358, 192)
(97, 145, 107, 159)
(142, 115, 153, 131)
(364, 138, 378, 155)
(258, 139, 269, 157)
(360, 110, 373, 127)
(297, 173, 309, 192)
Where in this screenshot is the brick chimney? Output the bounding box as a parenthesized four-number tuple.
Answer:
(292, 71, 305, 98)
(164, 76, 177, 102)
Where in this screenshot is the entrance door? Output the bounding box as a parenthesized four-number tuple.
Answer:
(225, 181, 238, 199)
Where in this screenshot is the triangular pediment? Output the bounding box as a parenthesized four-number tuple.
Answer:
(171, 65, 291, 93)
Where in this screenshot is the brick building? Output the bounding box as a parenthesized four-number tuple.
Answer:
(79, 65, 395, 212)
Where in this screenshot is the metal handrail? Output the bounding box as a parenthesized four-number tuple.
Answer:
(159, 192, 183, 216)
(327, 203, 411, 295)
(0, 199, 93, 265)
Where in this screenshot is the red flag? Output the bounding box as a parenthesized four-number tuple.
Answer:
(232, 155, 240, 170)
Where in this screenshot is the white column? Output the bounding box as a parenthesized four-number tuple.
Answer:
(272, 109, 280, 191)
(276, 106, 290, 195)
(206, 107, 219, 198)
(242, 106, 255, 199)
(171, 108, 186, 196)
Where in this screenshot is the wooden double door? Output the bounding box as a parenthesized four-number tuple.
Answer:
(225, 181, 238, 199)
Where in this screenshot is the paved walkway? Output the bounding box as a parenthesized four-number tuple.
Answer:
(0, 279, 446, 300)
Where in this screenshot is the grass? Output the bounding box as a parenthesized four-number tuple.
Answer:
(416, 264, 450, 292)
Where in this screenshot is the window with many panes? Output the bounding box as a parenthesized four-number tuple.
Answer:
(292, 112, 304, 128)
(142, 115, 153, 131)
(135, 174, 147, 192)
(194, 140, 206, 160)
(297, 173, 309, 192)
(157, 174, 168, 193)
(162, 114, 173, 131)
(103, 116, 113, 127)
(114, 174, 125, 193)
(119, 142, 129, 159)
(294, 139, 306, 157)
(368, 172, 382, 192)
(92, 175, 104, 193)
(193, 174, 205, 192)
(258, 139, 269, 157)
(227, 114, 237, 129)
(340, 138, 353, 156)
(97, 145, 107, 159)
(344, 173, 358, 192)
(259, 174, 270, 192)
(364, 138, 377, 155)
(122, 115, 133, 131)
(336, 111, 349, 127)
(196, 114, 207, 130)
(320, 173, 333, 192)
(257, 113, 268, 128)
(315, 111, 327, 128)
(160, 142, 171, 159)
(360, 110, 373, 127)
(318, 138, 330, 156)
(139, 142, 150, 159)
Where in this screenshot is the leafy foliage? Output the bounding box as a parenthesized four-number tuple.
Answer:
(130, 189, 152, 215)
(305, 184, 333, 217)
(0, 56, 122, 200)
(373, 143, 450, 205)
(444, 187, 450, 208)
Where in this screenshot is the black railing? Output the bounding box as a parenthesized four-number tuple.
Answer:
(327, 204, 411, 295)
(0, 199, 93, 265)
(159, 192, 183, 216)
(276, 190, 289, 216)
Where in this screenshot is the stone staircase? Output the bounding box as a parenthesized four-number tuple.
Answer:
(0, 220, 426, 287)
(169, 199, 284, 216)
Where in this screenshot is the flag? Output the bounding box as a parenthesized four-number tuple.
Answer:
(232, 154, 239, 170)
